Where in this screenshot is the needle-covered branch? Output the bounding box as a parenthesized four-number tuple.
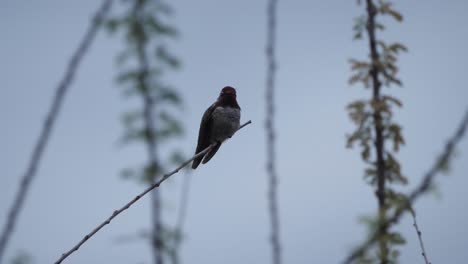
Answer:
(365, 0, 389, 261)
(343, 109, 468, 264)
(0, 1, 113, 262)
(106, 1, 184, 263)
(347, 0, 408, 262)
(54, 120, 251, 264)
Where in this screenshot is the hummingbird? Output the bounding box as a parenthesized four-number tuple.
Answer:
(192, 86, 241, 169)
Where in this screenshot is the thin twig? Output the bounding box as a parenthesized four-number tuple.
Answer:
(166, 171, 191, 264)
(265, 1, 282, 264)
(410, 209, 431, 264)
(343, 109, 468, 263)
(54, 120, 252, 264)
(168, 167, 192, 264)
(0, 1, 113, 263)
(175, 171, 191, 233)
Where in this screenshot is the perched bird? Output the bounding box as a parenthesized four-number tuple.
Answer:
(192, 86, 241, 169)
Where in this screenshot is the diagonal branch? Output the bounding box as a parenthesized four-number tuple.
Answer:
(342, 109, 468, 264)
(407, 109, 468, 202)
(54, 120, 252, 264)
(0, 1, 113, 262)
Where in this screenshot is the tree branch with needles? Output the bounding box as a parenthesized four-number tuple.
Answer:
(106, 1, 184, 262)
(54, 120, 251, 264)
(347, 0, 409, 262)
(365, 0, 389, 261)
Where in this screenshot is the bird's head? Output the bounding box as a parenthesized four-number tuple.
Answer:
(217, 86, 240, 109)
(219, 86, 237, 99)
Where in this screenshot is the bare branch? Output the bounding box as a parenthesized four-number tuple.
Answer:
(54, 120, 252, 264)
(343, 109, 468, 264)
(168, 169, 192, 264)
(410, 209, 431, 264)
(0, 1, 113, 262)
(175, 171, 191, 233)
(266, 0, 282, 264)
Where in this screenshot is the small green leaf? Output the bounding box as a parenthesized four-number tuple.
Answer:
(388, 232, 406, 245)
(120, 168, 136, 179)
(105, 18, 121, 33)
(157, 87, 182, 105)
(156, 46, 181, 69)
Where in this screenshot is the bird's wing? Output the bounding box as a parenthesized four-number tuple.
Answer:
(192, 103, 216, 169)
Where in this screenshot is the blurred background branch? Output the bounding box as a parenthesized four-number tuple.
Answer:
(347, 0, 408, 262)
(265, 0, 282, 264)
(365, 0, 390, 260)
(0, 1, 113, 263)
(105, 0, 184, 263)
(132, 1, 163, 263)
(343, 109, 468, 263)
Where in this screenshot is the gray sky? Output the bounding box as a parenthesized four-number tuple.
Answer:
(1, 0, 468, 263)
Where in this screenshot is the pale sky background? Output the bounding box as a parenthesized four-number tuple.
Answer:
(1, 1, 468, 264)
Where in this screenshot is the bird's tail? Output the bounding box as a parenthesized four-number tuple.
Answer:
(202, 142, 221, 165)
(191, 142, 222, 169)
(192, 153, 203, 169)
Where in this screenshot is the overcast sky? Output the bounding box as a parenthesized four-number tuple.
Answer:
(1, 0, 468, 264)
